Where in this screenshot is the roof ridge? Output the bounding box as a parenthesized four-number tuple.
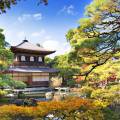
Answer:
(15, 40, 28, 47)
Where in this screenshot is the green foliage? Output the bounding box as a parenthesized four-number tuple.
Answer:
(0, 90, 7, 98)
(0, 29, 24, 89)
(67, 79, 76, 87)
(46, 55, 79, 85)
(55, 55, 79, 77)
(87, 57, 120, 85)
(91, 84, 120, 103)
(18, 91, 25, 99)
(0, 0, 48, 13)
(109, 84, 120, 92)
(0, 29, 13, 69)
(102, 107, 120, 120)
(0, 75, 26, 89)
(0, 97, 9, 104)
(80, 86, 94, 98)
(91, 89, 109, 100)
(0, 75, 12, 88)
(45, 57, 55, 67)
(13, 80, 27, 89)
(66, 0, 120, 81)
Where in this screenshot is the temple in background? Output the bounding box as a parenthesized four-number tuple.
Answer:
(8, 40, 58, 87)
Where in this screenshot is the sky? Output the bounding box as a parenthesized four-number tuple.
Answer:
(0, 0, 92, 57)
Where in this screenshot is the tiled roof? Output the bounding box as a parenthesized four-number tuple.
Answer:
(11, 40, 55, 53)
(8, 67, 59, 73)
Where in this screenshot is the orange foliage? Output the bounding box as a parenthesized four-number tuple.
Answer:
(75, 76, 85, 83)
(0, 98, 105, 119)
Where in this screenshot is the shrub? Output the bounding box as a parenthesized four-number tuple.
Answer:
(67, 79, 76, 87)
(0, 90, 7, 98)
(0, 98, 117, 120)
(18, 91, 25, 99)
(80, 86, 94, 98)
(0, 75, 27, 89)
(12, 80, 27, 89)
(91, 85, 120, 103)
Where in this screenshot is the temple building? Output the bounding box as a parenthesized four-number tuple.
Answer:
(8, 40, 58, 87)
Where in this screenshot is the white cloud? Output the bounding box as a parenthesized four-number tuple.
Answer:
(18, 13, 42, 22)
(33, 13, 42, 20)
(42, 40, 59, 50)
(42, 39, 71, 58)
(17, 31, 26, 38)
(44, 36, 52, 40)
(58, 5, 77, 15)
(18, 14, 31, 22)
(31, 29, 46, 37)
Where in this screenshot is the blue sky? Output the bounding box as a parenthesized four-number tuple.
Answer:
(0, 0, 92, 57)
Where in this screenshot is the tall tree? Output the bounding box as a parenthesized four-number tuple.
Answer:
(45, 55, 79, 86)
(0, 29, 13, 88)
(66, 0, 120, 81)
(0, 29, 27, 89)
(87, 55, 120, 86)
(0, 29, 13, 70)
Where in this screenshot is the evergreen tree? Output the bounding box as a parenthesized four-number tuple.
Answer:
(66, 0, 120, 81)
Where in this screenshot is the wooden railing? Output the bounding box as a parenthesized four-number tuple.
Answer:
(29, 81, 49, 87)
(12, 61, 47, 67)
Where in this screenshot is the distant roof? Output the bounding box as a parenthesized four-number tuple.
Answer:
(11, 40, 56, 55)
(8, 67, 59, 73)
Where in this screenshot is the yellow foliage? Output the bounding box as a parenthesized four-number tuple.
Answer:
(0, 60, 5, 65)
(0, 90, 7, 98)
(0, 98, 107, 119)
(93, 100, 109, 108)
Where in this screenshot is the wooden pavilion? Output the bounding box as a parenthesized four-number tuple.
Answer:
(8, 40, 58, 87)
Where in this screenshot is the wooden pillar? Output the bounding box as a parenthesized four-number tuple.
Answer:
(28, 74, 32, 86)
